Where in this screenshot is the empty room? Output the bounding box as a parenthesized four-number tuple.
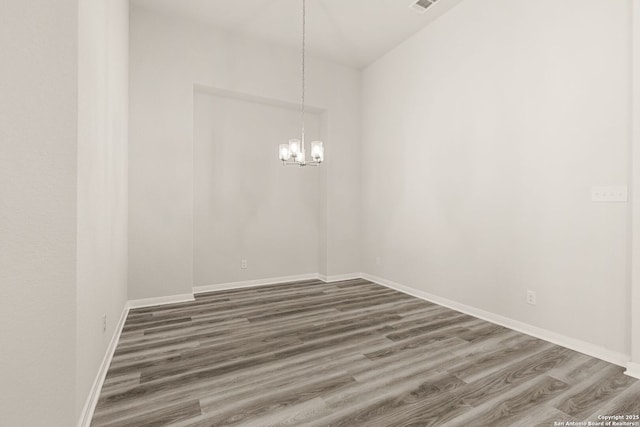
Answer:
(3, 0, 640, 426)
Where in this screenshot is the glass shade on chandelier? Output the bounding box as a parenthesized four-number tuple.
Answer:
(311, 141, 324, 162)
(279, 138, 323, 166)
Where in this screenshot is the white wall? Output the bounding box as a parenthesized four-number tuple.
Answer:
(77, 0, 129, 417)
(0, 1, 78, 425)
(362, 0, 631, 355)
(194, 91, 321, 286)
(631, 0, 640, 371)
(129, 5, 361, 299)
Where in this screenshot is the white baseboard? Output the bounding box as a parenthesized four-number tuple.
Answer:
(318, 272, 364, 283)
(625, 362, 640, 379)
(127, 293, 195, 310)
(361, 273, 630, 368)
(77, 303, 129, 427)
(193, 273, 322, 294)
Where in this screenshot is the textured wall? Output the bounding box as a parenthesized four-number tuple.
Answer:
(0, 1, 78, 425)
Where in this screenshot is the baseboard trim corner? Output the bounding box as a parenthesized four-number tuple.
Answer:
(625, 362, 640, 379)
(361, 273, 630, 368)
(318, 272, 363, 283)
(127, 293, 195, 310)
(77, 303, 129, 427)
(193, 273, 321, 294)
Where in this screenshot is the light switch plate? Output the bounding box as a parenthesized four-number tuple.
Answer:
(591, 186, 628, 202)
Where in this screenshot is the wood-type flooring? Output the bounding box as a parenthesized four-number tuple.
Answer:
(91, 278, 640, 427)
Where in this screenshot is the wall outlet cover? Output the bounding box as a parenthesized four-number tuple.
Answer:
(526, 290, 537, 306)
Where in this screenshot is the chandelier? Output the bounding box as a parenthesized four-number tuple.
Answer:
(278, 0, 324, 167)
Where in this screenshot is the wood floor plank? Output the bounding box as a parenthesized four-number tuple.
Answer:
(446, 336, 552, 383)
(384, 313, 477, 341)
(530, 409, 580, 427)
(199, 373, 355, 426)
(584, 380, 640, 421)
(90, 279, 639, 427)
(554, 365, 637, 419)
(197, 353, 370, 411)
(92, 399, 201, 427)
(442, 376, 570, 427)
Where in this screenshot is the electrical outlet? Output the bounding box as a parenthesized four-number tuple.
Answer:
(526, 290, 537, 306)
(241, 259, 248, 269)
(375, 256, 381, 266)
(102, 314, 107, 332)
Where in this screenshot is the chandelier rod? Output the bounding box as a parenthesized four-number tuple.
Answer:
(301, 0, 306, 145)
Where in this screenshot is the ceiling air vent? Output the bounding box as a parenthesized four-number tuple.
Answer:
(409, 0, 438, 15)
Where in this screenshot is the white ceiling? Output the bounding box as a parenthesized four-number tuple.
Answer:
(131, 0, 463, 69)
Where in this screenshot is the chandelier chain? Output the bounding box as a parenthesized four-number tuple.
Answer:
(301, 0, 306, 139)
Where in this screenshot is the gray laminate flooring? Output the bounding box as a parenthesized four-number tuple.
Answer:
(91, 279, 640, 427)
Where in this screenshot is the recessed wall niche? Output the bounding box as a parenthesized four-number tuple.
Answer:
(193, 88, 324, 287)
